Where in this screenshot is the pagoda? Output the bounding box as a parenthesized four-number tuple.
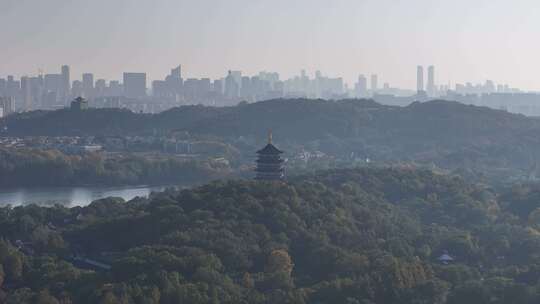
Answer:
(255, 132, 285, 181)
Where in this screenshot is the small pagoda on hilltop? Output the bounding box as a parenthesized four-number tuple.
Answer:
(255, 132, 285, 181)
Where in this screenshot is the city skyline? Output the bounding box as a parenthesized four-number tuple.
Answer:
(2, 61, 534, 118)
(2, 0, 540, 90)
(0, 63, 524, 94)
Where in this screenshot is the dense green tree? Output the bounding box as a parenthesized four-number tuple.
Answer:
(0, 264, 4, 288)
(2, 168, 540, 303)
(0, 148, 231, 188)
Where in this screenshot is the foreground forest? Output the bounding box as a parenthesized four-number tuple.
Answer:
(1, 168, 540, 303)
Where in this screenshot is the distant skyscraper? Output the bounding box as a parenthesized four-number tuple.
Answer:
(417, 66, 424, 93)
(164, 65, 183, 97)
(20, 76, 32, 111)
(213, 79, 223, 94)
(0, 78, 6, 96)
(370, 74, 378, 92)
(355, 74, 368, 97)
(171, 65, 182, 80)
(484, 80, 495, 93)
(82, 73, 94, 89)
(0, 97, 13, 117)
(224, 71, 239, 99)
(44, 74, 62, 92)
(123, 73, 147, 98)
(44, 74, 62, 106)
(231, 71, 242, 89)
(61, 65, 70, 96)
(72, 80, 83, 98)
(152, 80, 168, 98)
(6, 76, 19, 98)
(95, 79, 107, 97)
(427, 66, 435, 96)
(241, 76, 253, 99)
(82, 73, 94, 98)
(108, 81, 122, 96)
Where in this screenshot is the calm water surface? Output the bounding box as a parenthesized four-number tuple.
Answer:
(0, 185, 173, 207)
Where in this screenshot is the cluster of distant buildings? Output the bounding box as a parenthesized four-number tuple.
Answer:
(2, 64, 540, 116)
(0, 65, 351, 114)
(360, 66, 540, 115)
(0, 136, 102, 154)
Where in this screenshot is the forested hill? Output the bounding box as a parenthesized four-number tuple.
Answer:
(2, 168, 540, 303)
(6, 99, 540, 179)
(4, 99, 537, 143)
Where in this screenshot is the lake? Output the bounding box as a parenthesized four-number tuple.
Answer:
(0, 185, 173, 207)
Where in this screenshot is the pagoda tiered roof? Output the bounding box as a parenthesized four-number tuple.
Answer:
(256, 143, 283, 155)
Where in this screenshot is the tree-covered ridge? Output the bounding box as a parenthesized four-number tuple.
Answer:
(5, 99, 536, 142)
(0, 148, 231, 188)
(1, 168, 540, 303)
(5, 98, 540, 184)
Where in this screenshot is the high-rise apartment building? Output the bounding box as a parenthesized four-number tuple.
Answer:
(370, 74, 378, 92)
(0, 97, 13, 117)
(213, 79, 223, 94)
(231, 71, 242, 89)
(95, 79, 107, 97)
(61, 65, 70, 97)
(417, 66, 424, 93)
(0, 78, 6, 96)
(427, 66, 435, 96)
(6, 76, 19, 99)
(224, 71, 239, 99)
(72, 80, 83, 98)
(108, 81, 122, 96)
(20, 76, 32, 111)
(82, 73, 94, 99)
(355, 74, 368, 97)
(123, 73, 147, 98)
(171, 65, 182, 80)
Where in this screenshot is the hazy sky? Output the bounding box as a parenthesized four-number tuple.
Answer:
(2, 0, 540, 90)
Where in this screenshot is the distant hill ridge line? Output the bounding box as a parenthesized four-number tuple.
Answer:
(2, 98, 538, 141)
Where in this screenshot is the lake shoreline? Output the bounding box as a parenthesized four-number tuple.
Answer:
(0, 184, 187, 208)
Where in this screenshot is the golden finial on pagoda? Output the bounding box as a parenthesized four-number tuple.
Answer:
(268, 130, 273, 144)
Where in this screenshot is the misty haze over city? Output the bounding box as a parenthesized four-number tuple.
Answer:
(2, 0, 540, 88)
(2, 1, 540, 304)
(3, 0, 540, 115)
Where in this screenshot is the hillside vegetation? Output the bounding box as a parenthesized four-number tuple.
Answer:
(0, 148, 231, 188)
(5, 99, 537, 144)
(5, 99, 540, 182)
(1, 168, 540, 303)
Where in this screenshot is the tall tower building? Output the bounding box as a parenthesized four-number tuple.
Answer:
(6, 76, 19, 99)
(82, 73, 94, 99)
(60, 65, 71, 104)
(123, 73, 147, 98)
(355, 75, 368, 97)
(72, 80, 83, 98)
(61, 65, 71, 93)
(427, 66, 435, 96)
(224, 71, 239, 99)
(370, 74, 378, 93)
(21, 76, 32, 111)
(0, 78, 6, 96)
(171, 65, 182, 80)
(417, 66, 424, 93)
(231, 71, 242, 89)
